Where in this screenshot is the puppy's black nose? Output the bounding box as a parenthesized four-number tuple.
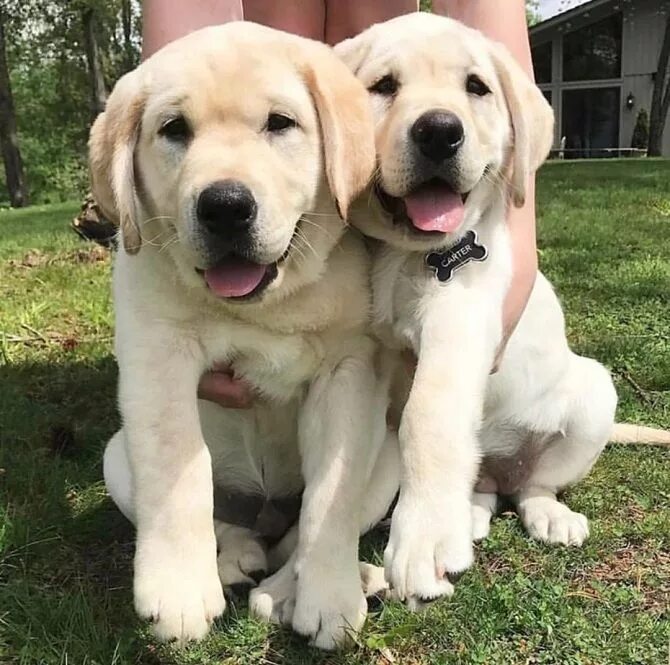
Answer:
(197, 180, 257, 236)
(411, 110, 465, 163)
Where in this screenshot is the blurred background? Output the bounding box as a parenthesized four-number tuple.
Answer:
(1, 0, 668, 209)
(0, 0, 141, 208)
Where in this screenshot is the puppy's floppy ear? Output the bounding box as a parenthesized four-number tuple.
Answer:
(303, 45, 376, 219)
(490, 42, 554, 208)
(334, 31, 373, 76)
(88, 70, 145, 254)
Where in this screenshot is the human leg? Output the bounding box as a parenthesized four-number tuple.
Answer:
(325, 0, 418, 44)
(244, 0, 326, 40)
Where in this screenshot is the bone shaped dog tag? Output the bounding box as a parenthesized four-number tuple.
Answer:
(426, 230, 488, 283)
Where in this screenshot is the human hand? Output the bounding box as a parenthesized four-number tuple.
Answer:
(198, 363, 254, 408)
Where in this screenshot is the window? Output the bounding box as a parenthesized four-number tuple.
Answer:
(532, 42, 553, 84)
(561, 87, 620, 157)
(542, 89, 553, 105)
(562, 14, 622, 81)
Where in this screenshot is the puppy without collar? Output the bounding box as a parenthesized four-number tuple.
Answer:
(94, 23, 398, 649)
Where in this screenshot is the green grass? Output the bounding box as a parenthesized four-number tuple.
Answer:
(1, 161, 669, 664)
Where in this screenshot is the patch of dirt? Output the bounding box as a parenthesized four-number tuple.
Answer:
(3, 324, 110, 350)
(479, 548, 545, 580)
(605, 497, 667, 524)
(649, 198, 670, 218)
(572, 545, 669, 614)
(480, 551, 514, 578)
(8, 245, 110, 269)
(12, 249, 46, 268)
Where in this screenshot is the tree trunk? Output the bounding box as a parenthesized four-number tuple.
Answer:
(649, 14, 670, 156)
(121, 0, 135, 72)
(0, 12, 29, 207)
(82, 7, 107, 119)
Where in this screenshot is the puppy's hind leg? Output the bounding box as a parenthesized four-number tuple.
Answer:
(471, 491, 498, 542)
(106, 430, 270, 591)
(358, 428, 402, 599)
(215, 521, 268, 592)
(516, 356, 617, 546)
(267, 524, 298, 573)
(103, 430, 135, 523)
(251, 430, 400, 624)
(266, 428, 400, 569)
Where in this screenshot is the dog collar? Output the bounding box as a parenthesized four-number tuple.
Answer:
(426, 229, 487, 283)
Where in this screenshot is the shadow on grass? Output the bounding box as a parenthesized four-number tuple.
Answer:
(0, 354, 145, 662)
(0, 354, 392, 663)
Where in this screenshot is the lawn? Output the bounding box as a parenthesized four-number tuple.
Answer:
(1, 160, 669, 665)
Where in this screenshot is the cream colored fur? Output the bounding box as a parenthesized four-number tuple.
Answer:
(337, 13, 626, 604)
(95, 23, 398, 649)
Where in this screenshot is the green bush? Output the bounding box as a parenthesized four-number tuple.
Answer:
(5, 48, 91, 205)
(631, 108, 650, 150)
(18, 132, 89, 205)
(1, 0, 141, 207)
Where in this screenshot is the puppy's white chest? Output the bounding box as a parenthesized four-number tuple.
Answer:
(202, 323, 325, 401)
(235, 337, 323, 401)
(371, 225, 510, 353)
(371, 251, 433, 350)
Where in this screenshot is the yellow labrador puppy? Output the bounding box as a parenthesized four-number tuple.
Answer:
(93, 23, 397, 649)
(337, 14, 620, 604)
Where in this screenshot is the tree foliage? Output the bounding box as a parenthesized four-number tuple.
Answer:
(2, 0, 669, 205)
(0, 0, 140, 205)
(526, 0, 542, 26)
(422, 1, 544, 23)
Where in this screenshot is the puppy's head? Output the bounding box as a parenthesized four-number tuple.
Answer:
(89, 23, 374, 302)
(336, 13, 554, 251)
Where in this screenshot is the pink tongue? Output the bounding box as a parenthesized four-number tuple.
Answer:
(204, 257, 268, 298)
(404, 182, 464, 233)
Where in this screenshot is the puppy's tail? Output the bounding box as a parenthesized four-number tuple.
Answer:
(610, 423, 670, 448)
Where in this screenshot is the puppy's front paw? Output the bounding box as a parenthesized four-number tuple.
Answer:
(292, 559, 367, 650)
(519, 496, 589, 546)
(134, 537, 225, 643)
(384, 493, 473, 604)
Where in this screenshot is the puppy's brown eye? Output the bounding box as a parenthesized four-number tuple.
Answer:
(159, 116, 191, 142)
(368, 74, 399, 96)
(267, 113, 296, 133)
(466, 75, 491, 97)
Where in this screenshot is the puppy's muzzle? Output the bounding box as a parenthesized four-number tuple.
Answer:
(193, 179, 285, 301)
(375, 110, 470, 237)
(197, 180, 258, 240)
(411, 110, 464, 163)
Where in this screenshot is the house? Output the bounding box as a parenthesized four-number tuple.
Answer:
(530, 0, 670, 157)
